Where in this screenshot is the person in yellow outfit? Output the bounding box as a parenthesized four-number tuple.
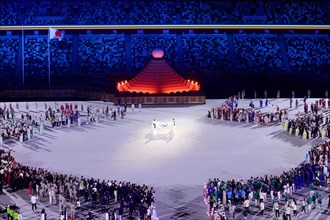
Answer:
(13, 211, 19, 220)
(9, 207, 14, 220)
(6, 206, 11, 220)
(284, 120, 288, 130)
(303, 129, 307, 140)
(321, 129, 326, 139)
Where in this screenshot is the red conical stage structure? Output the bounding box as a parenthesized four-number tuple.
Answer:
(117, 49, 200, 94)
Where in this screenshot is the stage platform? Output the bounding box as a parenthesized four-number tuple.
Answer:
(116, 92, 205, 105)
(0, 89, 205, 105)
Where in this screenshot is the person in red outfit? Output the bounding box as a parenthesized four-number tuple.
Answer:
(29, 181, 33, 196)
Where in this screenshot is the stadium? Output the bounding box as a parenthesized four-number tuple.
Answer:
(0, 0, 329, 219)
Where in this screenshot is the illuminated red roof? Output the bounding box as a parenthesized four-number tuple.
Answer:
(117, 58, 200, 94)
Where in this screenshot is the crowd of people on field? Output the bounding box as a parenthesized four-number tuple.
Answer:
(208, 95, 288, 125)
(0, 103, 41, 143)
(284, 98, 330, 139)
(204, 141, 330, 219)
(0, 101, 131, 145)
(0, 149, 158, 220)
(209, 95, 330, 140)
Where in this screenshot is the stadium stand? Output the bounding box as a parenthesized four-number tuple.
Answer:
(182, 35, 231, 74)
(24, 37, 48, 79)
(181, 1, 227, 24)
(0, 0, 329, 95)
(285, 35, 330, 73)
(131, 35, 178, 72)
(78, 36, 126, 75)
(50, 36, 73, 77)
(129, 1, 176, 24)
(0, 2, 20, 25)
(0, 37, 19, 74)
(281, 2, 328, 25)
(77, 1, 125, 25)
(233, 35, 284, 74)
(1, 1, 328, 25)
(230, 1, 278, 24)
(23, 1, 74, 25)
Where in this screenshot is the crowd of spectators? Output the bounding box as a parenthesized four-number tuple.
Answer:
(129, 1, 176, 24)
(230, 1, 277, 24)
(131, 36, 178, 71)
(1, 1, 329, 77)
(0, 149, 156, 219)
(204, 140, 330, 219)
(0, 37, 19, 74)
(1, 33, 329, 78)
(285, 36, 330, 73)
(23, 1, 74, 25)
(234, 36, 284, 74)
(50, 37, 73, 77)
(77, 1, 125, 25)
(78, 36, 126, 75)
(181, 1, 227, 24)
(24, 36, 73, 78)
(182, 36, 231, 74)
(281, 2, 328, 25)
(24, 37, 48, 79)
(0, 2, 20, 25)
(1, 1, 328, 25)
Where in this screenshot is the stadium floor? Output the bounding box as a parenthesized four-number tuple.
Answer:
(0, 98, 329, 219)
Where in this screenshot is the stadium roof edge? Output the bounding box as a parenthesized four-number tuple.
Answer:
(0, 24, 329, 31)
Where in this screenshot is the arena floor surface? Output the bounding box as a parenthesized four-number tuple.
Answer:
(1, 98, 329, 219)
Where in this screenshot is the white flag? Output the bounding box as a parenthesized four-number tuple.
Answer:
(49, 27, 63, 41)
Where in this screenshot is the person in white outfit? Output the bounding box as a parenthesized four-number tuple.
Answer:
(285, 204, 291, 220)
(291, 199, 297, 217)
(259, 191, 265, 203)
(243, 198, 250, 213)
(228, 200, 236, 220)
(40, 209, 46, 220)
(51, 187, 56, 205)
(151, 203, 158, 220)
(49, 188, 53, 205)
(114, 186, 118, 202)
(260, 201, 265, 216)
(31, 194, 38, 212)
(273, 201, 280, 218)
(138, 102, 142, 112)
(18, 212, 23, 220)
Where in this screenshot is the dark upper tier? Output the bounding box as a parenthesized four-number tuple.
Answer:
(1, 1, 329, 25)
